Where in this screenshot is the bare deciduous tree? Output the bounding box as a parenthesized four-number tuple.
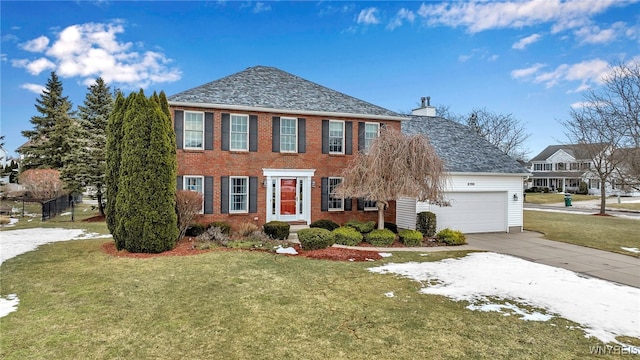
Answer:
(18, 169, 66, 202)
(461, 108, 530, 160)
(335, 127, 448, 229)
(175, 190, 204, 240)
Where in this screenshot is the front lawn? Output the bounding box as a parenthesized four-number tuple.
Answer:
(0, 238, 612, 359)
(524, 193, 598, 204)
(524, 210, 640, 257)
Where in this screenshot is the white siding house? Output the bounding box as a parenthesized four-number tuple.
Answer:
(397, 101, 530, 233)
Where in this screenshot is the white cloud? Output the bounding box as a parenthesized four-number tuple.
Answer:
(1, 54, 7, 62)
(512, 33, 542, 50)
(1, 34, 20, 43)
(574, 21, 626, 44)
(357, 7, 380, 25)
(458, 48, 499, 63)
(253, 2, 271, 13)
(19, 36, 50, 52)
(512, 59, 610, 90)
(417, 0, 622, 34)
(387, 8, 415, 30)
(12, 22, 181, 89)
(20, 83, 46, 94)
(511, 63, 546, 79)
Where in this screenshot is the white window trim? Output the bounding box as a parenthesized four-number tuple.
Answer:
(183, 175, 205, 214)
(363, 122, 380, 154)
(363, 199, 378, 211)
(280, 117, 297, 153)
(230, 113, 249, 151)
(229, 176, 249, 214)
(328, 176, 344, 211)
(328, 120, 345, 155)
(184, 111, 205, 150)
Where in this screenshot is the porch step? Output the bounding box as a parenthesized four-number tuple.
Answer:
(287, 224, 309, 243)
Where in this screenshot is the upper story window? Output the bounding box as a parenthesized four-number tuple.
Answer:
(364, 123, 380, 153)
(570, 162, 580, 170)
(329, 120, 345, 154)
(230, 176, 248, 213)
(280, 117, 297, 153)
(184, 176, 204, 213)
(556, 163, 566, 171)
(184, 112, 204, 149)
(328, 177, 343, 211)
(533, 163, 542, 171)
(230, 114, 249, 151)
(534, 163, 552, 171)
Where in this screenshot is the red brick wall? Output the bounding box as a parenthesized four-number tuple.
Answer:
(173, 105, 400, 231)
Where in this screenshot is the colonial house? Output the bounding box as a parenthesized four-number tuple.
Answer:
(168, 66, 405, 229)
(527, 144, 639, 196)
(396, 99, 531, 233)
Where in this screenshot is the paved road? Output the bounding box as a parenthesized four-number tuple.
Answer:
(524, 203, 640, 219)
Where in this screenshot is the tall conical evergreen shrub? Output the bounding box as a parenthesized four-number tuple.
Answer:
(111, 90, 178, 253)
(105, 92, 126, 249)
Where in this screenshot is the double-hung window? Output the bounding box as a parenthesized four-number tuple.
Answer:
(184, 176, 204, 212)
(230, 114, 249, 151)
(230, 176, 248, 213)
(328, 177, 343, 211)
(184, 112, 204, 149)
(280, 117, 297, 152)
(329, 121, 344, 154)
(363, 123, 379, 153)
(363, 199, 377, 211)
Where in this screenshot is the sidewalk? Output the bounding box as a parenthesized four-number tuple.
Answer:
(335, 231, 640, 288)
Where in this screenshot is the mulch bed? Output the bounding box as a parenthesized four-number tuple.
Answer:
(84, 215, 106, 222)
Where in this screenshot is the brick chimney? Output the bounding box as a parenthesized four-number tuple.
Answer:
(411, 96, 436, 117)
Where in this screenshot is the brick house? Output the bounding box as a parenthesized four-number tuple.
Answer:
(168, 66, 406, 229)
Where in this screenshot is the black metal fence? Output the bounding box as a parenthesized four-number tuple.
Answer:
(41, 195, 72, 221)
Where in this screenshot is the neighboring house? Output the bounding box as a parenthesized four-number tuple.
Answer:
(527, 144, 639, 196)
(396, 99, 531, 233)
(168, 66, 406, 229)
(0, 146, 8, 185)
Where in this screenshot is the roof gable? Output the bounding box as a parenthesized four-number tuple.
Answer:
(168, 66, 404, 120)
(402, 116, 529, 174)
(531, 143, 608, 162)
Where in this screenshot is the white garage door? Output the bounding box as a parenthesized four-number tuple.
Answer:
(431, 192, 507, 233)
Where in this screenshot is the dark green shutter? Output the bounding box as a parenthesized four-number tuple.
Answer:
(249, 115, 258, 152)
(321, 177, 328, 211)
(176, 176, 183, 190)
(221, 113, 230, 151)
(357, 198, 364, 211)
(345, 121, 353, 155)
(204, 176, 213, 214)
(221, 176, 229, 213)
(321, 120, 329, 154)
(174, 110, 184, 149)
(272, 117, 280, 152)
(358, 122, 365, 152)
(298, 118, 306, 153)
(344, 197, 352, 211)
(204, 112, 214, 150)
(249, 176, 258, 213)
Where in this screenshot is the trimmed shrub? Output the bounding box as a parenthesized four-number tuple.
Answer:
(207, 221, 231, 235)
(577, 181, 589, 195)
(365, 229, 396, 247)
(332, 226, 363, 246)
(399, 229, 423, 247)
(298, 228, 335, 250)
(383, 222, 398, 233)
(436, 228, 467, 245)
(235, 222, 260, 237)
(310, 219, 340, 231)
(263, 221, 290, 240)
(344, 220, 375, 234)
(185, 223, 206, 237)
(416, 211, 437, 237)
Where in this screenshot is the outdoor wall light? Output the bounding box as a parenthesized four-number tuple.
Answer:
(513, 194, 518, 201)
(263, 179, 268, 187)
(311, 180, 316, 188)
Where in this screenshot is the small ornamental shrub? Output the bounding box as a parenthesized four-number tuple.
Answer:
(383, 222, 398, 234)
(263, 221, 290, 240)
(236, 222, 260, 237)
(365, 229, 396, 247)
(577, 181, 589, 195)
(332, 226, 363, 246)
(399, 229, 423, 247)
(416, 211, 437, 237)
(297, 228, 335, 250)
(436, 228, 467, 245)
(543, 187, 550, 193)
(197, 226, 230, 246)
(185, 223, 206, 237)
(207, 221, 231, 235)
(344, 220, 376, 234)
(309, 219, 340, 231)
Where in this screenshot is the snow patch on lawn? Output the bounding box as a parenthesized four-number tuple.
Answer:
(0, 294, 19, 318)
(369, 252, 640, 346)
(378, 252, 392, 258)
(621, 247, 640, 254)
(275, 245, 298, 255)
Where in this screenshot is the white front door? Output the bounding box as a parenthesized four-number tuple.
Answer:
(264, 169, 315, 224)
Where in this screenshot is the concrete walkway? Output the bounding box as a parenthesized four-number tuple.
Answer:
(336, 231, 640, 288)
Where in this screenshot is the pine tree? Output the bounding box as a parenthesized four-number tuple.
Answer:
(105, 92, 126, 249)
(110, 90, 177, 253)
(20, 72, 76, 170)
(61, 78, 113, 215)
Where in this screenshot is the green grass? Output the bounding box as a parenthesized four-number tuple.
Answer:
(607, 202, 640, 211)
(524, 193, 598, 204)
(524, 210, 640, 257)
(0, 239, 618, 359)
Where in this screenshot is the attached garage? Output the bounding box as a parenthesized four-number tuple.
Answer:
(426, 192, 507, 233)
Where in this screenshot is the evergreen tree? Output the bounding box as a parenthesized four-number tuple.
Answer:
(110, 90, 177, 253)
(20, 72, 76, 170)
(61, 78, 113, 215)
(105, 92, 126, 249)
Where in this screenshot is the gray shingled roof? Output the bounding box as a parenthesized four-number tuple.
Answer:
(402, 116, 530, 174)
(530, 144, 607, 162)
(168, 66, 404, 119)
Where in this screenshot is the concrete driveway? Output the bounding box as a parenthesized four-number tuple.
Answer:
(466, 231, 640, 288)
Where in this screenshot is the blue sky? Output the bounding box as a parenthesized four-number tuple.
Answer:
(2, 0, 639, 158)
